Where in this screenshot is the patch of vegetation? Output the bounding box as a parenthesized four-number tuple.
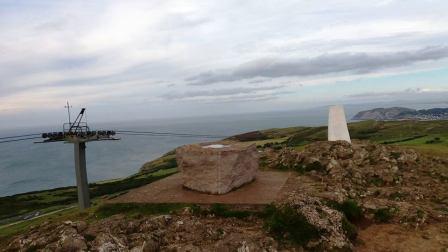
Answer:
(273, 159, 326, 174)
(258, 155, 269, 169)
(94, 203, 189, 219)
(374, 207, 397, 223)
(190, 204, 253, 219)
(331, 200, 363, 222)
(341, 217, 358, 240)
(0, 168, 177, 221)
(263, 204, 320, 246)
(369, 176, 384, 187)
(261, 142, 284, 150)
(90, 170, 176, 198)
(389, 151, 401, 159)
(425, 137, 443, 144)
(349, 120, 382, 140)
(227, 131, 267, 142)
(303, 161, 326, 173)
(388, 191, 409, 201)
(382, 135, 427, 145)
(209, 204, 252, 218)
(139, 152, 177, 173)
(286, 127, 327, 147)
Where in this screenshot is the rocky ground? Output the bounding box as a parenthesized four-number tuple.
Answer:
(4, 212, 279, 251)
(269, 140, 448, 225)
(3, 140, 448, 251)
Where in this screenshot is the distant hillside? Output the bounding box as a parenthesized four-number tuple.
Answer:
(352, 107, 448, 121)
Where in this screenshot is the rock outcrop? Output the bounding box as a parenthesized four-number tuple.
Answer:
(176, 143, 258, 194)
(5, 211, 279, 252)
(277, 192, 353, 250)
(268, 140, 448, 224)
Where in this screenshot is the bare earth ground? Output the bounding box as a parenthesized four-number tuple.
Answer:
(111, 171, 291, 205)
(357, 223, 448, 252)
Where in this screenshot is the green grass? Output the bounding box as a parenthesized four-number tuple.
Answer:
(279, 120, 448, 156)
(0, 205, 85, 241)
(0, 168, 177, 222)
(392, 134, 448, 156)
(94, 203, 189, 219)
(139, 152, 177, 173)
(208, 204, 252, 218)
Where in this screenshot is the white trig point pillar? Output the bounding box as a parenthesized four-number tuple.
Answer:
(74, 142, 90, 209)
(328, 105, 351, 143)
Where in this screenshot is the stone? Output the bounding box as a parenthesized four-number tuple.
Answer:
(176, 142, 258, 194)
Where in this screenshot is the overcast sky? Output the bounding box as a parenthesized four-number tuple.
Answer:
(1, 0, 448, 129)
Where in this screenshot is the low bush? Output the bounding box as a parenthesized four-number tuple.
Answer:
(209, 204, 252, 218)
(341, 217, 358, 240)
(426, 137, 443, 144)
(337, 200, 363, 222)
(369, 176, 384, 187)
(263, 204, 320, 246)
(374, 207, 396, 223)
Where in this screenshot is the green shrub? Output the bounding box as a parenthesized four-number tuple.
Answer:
(389, 152, 401, 159)
(341, 217, 358, 240)
(294, 161, 326, 174)
(338, 200, 363, 222)
(369, 176, 384, 186)
(190, 204, 202, 216)
(263, 205, 320, 245)
(426, 137, 443, 144)
(209, 204, 251, 218)
(305, 161, 326, 172)
(374, 207, 396, 223)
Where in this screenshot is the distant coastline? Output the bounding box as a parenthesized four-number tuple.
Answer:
(352, 107, 448, 121)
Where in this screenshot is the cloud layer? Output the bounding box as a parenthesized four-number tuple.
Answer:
(187, 46, 448, 85)
(1, 0, 448, 127)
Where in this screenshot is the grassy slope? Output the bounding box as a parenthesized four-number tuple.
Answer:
(0, 167, 177, 224)
(283, 120, 448, 156)
(1, 120, 447, 241)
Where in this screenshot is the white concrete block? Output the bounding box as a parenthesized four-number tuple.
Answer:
(328, 105, 351, 143)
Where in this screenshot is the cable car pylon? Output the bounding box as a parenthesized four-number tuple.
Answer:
(36, 102, 119, 210)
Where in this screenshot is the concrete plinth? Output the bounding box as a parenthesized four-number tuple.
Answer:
(328, 105, 351, 143)
(176, 143, 258, 194)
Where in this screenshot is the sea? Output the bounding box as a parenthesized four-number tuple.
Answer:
(0, 103, 444, 196)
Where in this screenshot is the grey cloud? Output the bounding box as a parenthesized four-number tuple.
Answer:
(161, 85, 285, 100)
(187, 46, 448, 85)
(346, 88, 448, 104)
(347, 88, 423, 98)
(248, 79, 270, 84)
(189, 91, 292, 104)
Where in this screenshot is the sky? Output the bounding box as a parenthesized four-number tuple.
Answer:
(1, 0, 448, 129)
